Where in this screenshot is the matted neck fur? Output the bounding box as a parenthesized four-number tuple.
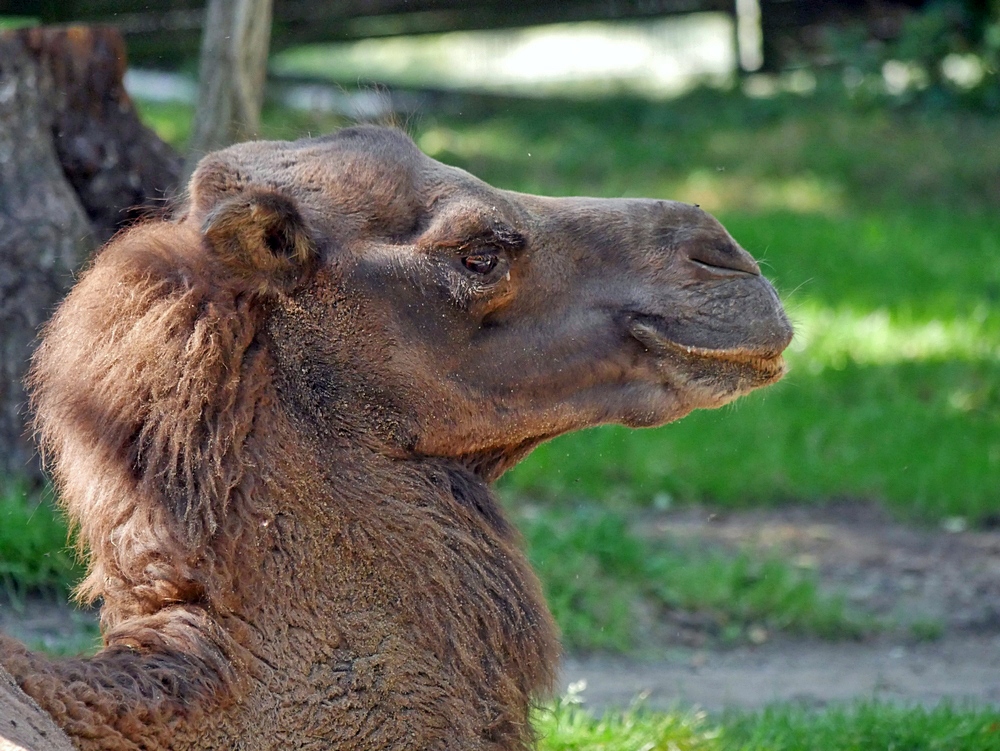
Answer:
(0, 125, 792, 751)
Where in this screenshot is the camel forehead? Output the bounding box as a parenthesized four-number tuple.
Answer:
(212, 127, 489, 203)
(285, 126, 431, 184)
(192, 126, 507, 237)
(225, 126, 422, 173)
(190, 126, 726, 247)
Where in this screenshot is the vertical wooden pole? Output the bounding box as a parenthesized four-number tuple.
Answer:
(185, 0, 274, 176)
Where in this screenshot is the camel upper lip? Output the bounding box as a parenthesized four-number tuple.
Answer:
(627, 314, 787, 374)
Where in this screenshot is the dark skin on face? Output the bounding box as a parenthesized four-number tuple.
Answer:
(190, 126, 793, 480)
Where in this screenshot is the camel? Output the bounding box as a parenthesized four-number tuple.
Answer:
(0, 125, 792, 751)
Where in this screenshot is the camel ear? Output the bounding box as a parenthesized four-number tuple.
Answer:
(202, 189, 318, 295)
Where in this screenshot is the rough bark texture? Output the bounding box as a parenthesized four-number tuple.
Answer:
(19, 26, 183, 243)
(185, 0, 274, 176)
(0, 663, 74, 751)
(0, 26, 182, 483)
(0, 32, 93, 483)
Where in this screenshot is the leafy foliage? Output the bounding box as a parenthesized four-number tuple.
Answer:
(824, 1, 1000, 111)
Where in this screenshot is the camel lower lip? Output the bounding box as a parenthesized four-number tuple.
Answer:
(628, 318, 787, 379)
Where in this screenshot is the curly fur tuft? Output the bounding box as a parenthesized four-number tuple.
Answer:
(29, 221, 275, 626)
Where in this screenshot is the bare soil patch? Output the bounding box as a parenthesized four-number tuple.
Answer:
(643, 501, 1000, 636)
(562, 633, 1000, 711)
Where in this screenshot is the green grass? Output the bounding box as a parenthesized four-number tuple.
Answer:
(389, 94, 1000, 523)
(0, 482, 79, 601)
(535, 695, 720, 751)
(518, 505, 869, 651)
(722, 702, 1000, 750)
(533, 698, 1000, 751)
(503, 353, 1000, 522)
(0, 16, 38, 30)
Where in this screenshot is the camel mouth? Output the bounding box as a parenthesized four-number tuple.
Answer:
(627, 315, 788, 383)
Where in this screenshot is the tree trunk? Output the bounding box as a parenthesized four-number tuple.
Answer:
(0, 32, 93, 483)
(20, 26, 184, 243)
(0, 661, 75, 751)
(185, 0, 274, 176)
(0, 26, 182, 484)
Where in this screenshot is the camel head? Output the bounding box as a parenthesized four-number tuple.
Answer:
(189, 125, 792, 479)
(12, 124, 794, 751)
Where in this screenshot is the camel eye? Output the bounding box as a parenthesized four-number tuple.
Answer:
(461, 253, 498, 275)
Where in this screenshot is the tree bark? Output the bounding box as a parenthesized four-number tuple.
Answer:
(0, 26, 182, 483)
(185, 0, 274, 176)
(0, 662, 75, 751)
(0, 32, 93, 483)
(19, 26, 184, 243)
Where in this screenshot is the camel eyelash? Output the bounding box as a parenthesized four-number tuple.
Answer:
(427, 224, 526, 256)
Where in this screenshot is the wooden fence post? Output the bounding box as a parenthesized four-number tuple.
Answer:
(185, 0, 274, 176)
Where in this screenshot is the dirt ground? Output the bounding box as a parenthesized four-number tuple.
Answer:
(562, 633, 1000, 711)
(3, 502, 1000, 712)
(563, 502, 1000, 711)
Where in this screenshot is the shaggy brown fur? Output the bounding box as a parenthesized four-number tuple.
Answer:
(0, 126, 792, 751)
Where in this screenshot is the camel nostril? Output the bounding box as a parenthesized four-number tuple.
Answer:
(688, 258, 759, 279)
(688, 243, 760, 277)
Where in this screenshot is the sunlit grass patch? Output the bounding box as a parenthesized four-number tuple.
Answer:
(415, 124, 846, 214)
(534, 692, 719, 751)
(671, 171, 844, 215)
(534, 698, 1000, 751)
(134, 100, 195, 150)
(721, 210, 1000, 317)
(272, 15, 735, 98)
(788, 303, 1000, 373)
